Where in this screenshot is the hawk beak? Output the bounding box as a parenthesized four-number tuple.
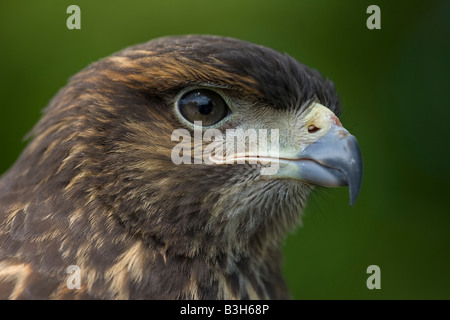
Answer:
(268, 104, 363, 206)
(207, 101, 363, 205)
(290, 124, 363, 206)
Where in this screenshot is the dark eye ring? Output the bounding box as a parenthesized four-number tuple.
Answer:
(177, 89, 230, 126)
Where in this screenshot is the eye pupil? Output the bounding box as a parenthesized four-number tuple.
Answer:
(199, 105, 212, 114)
(196, 98, 213, 115)
(178, 89, 230, 126)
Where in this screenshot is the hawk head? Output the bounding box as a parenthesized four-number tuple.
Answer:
(0, 35, 362, 299)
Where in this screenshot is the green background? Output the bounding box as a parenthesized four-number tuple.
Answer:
(0, 0, 449, 299)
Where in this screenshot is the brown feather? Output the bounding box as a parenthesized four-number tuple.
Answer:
(0, 35, 340, 299)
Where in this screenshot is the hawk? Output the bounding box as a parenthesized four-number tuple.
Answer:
(0, 35, 362, 299)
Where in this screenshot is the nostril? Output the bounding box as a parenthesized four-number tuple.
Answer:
(308, 125, 320, 133)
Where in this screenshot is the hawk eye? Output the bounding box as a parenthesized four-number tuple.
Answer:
(177, 89, 230, 126)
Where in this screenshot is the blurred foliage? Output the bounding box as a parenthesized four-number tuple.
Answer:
(0, 0, 449, 299)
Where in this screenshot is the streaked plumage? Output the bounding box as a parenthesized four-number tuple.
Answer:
(0, 35, 362, 299)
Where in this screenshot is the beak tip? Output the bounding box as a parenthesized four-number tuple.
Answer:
(348, 159, 363, 207)
(349, 194, 358, 207)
